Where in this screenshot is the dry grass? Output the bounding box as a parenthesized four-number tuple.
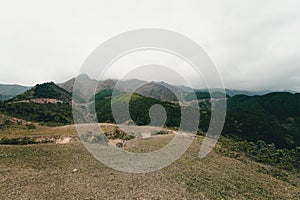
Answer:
(0, 124, 299, 199)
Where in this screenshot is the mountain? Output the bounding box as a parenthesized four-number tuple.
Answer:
(0, 82, 72, 125)
(58, 75, 125, 102)
(94, 89, 181, 127)
(0, 84, 31, 101)
(193, 88, 298, 97)
(58, 75, 97, 102)
(57, 77, 76, 93)
(224, 92, 300, 148)
(134, 81, 181, 102)
(225, 89, 265, 96)
(0, 94, 11, 101)
(115, 79, 148, 92)
(92, 90, 300, 148)
(1, 79, 299, 150)
(10, 82, 71, 103)
(184, 91, 230, 102)
(59, 76, 185, 102)
(59, 75, 299, 101)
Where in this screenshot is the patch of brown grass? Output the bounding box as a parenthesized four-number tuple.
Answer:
(0, 125, 299, 199)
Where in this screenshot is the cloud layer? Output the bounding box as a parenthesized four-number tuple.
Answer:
(0, 0, 299, 91)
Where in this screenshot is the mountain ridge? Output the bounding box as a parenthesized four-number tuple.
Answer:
(9, 82, 71, 103)
(2, 76, 297, 102)
(0, 84, 31, 101)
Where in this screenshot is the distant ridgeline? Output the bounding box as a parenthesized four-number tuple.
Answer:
(0, 84, 31, 101)
(0, 80, 299, 149)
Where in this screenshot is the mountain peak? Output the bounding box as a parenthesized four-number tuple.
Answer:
(10, 82, 71, 103)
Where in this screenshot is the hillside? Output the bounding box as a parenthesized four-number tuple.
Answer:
(0, 101, 72, 125)
(224, 92, 300, 149)
(134, 81, 180, 102)
(93, 90, 299, 150)
(116, 79, 148, 92)
(0, 94, 11, 101)
(0, 84, 31, 101)
(184, 91, 230, 101)
(94, 89, 182, 127)
(10, 82, 71, 103)
(0, 125, 299, 199)
(59, 75, 124, 102)
(60, 76, 190, 102)
(0, 82, 73, 125)
(1, 80, 299, 150)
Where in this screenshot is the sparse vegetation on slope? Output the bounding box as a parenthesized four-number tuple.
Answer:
(0, 125, 299, 199)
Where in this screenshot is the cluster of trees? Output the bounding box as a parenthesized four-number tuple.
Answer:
(10, 82, 71, 103)
(95, 90, 182, 128)
(216, 136, 300, 171)
(0, 137, 37, 145)
(224, 93, 300, 149)
(0, 101, 72, 126)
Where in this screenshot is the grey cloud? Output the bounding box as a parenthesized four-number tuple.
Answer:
(0, 0, 299, 91)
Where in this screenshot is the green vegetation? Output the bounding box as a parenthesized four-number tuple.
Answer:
(1, 84, 299, 152)
(10, 82, 71, 103)
(0, 137, 37, 145)
(184, 91, 229, 101)
(0, 94, 12, 101)
(80, 127, 135, 144)
(224, 93, 300, 149)
(154, 130, 170, 135)
(216, 136, 300, 171)
(135, 82, 178, 102)
(0, 101, 72, 126)
(95, 89, 182, 128)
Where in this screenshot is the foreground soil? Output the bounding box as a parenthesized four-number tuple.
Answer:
(0, 125, 299, 199)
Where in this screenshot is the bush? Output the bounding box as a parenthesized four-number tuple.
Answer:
(0, 137, 37, 145)
(216, 136, 300, 171)
(196, 129, 205, 136)
(26, 123, 36, 130)
(116, 142, 123, 148)
(81, 131, 108, 144)
(123, 135, 135, 141)
(155, 131, 169, 135)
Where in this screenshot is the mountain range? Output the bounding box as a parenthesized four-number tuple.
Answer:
(0, 84, 31, 101)
(1, 75, 297, 102)
(0, 76, 299, 149)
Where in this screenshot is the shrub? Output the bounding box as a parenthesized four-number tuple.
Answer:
(0, 137, 37, 145)
(216, 136, 300, 171)
(155, 131, 169, 135)
(123, 135, 135, 141)
(116, 142, 123, 148)
(26, 123, 36, 130)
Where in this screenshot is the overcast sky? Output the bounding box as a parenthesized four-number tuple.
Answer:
(0, 0, 299, 92)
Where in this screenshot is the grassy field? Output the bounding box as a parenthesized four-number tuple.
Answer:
(0, 124, 299, 199)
